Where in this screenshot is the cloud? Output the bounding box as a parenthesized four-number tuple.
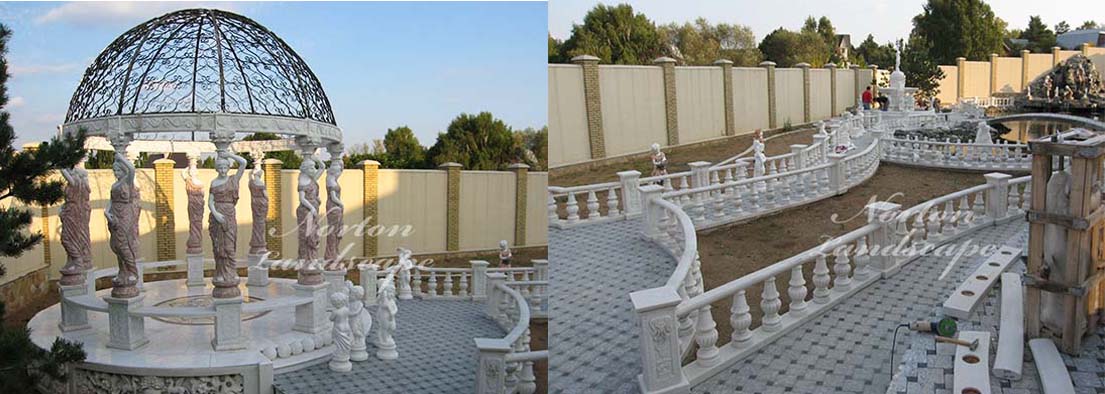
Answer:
(9, 63, 81, 76)
(8, 96, 26, 108)
(34, 1, 243, 27)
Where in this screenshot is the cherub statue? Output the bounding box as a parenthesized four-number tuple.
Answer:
(498, 240, 513, 268)
(328, 292, 353, 372)
(396, 248, 414, 300)
(375, 275, 399, 360)
(752, 129, 767, 178)
(650, 143, 668, 181)
(347, 285, 372, 362)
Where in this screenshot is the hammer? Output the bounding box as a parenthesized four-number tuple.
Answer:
(935, 335, 979, 351)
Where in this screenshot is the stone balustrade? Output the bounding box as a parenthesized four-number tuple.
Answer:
(960, 96, 1015, 109)
(630, 172, 1030, 393)
(881, 136, 1031, 171)
(475, 273, 541, 394)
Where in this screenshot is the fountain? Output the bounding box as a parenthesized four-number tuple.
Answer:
(1018, 54, 1105, 115)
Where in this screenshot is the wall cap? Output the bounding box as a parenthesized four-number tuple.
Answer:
(153, 158, 175, 165)
(824, 63, 837, 69)
(508, 163, 530, 170)
(652, 56, 677, 64)
(712, 59, 733, 65)
(758, 60, 777, 67)
(438, 162, 463, 169)
(570, 54, 600, 63)
(358, 159, 380, 167)
(262, 158, 283, 165)
(795, 62, 811, 68)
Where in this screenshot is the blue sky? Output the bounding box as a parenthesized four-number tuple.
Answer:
(1, 1, 548, 147)
(550, 0, 1104, 46)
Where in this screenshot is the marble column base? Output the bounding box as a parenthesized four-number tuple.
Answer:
(350, 340, 369, 362)
(375, 337, 398, 360)
(247, 266, 270, 287)
(186, 253, 205, 287)
(323, 269, 348, 299)
(104, 294, 149, 350)
(212, 297, 247, 351)
(292, 282, 329, 335)
(58, 283, 90, 332)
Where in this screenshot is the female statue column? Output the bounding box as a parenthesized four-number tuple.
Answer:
(297, 150, 325, 285)
(107, 150, 140, 298)
(183, 153, 204, 255)
(324, 144, 345, 268)
(59, 155, 92, 286)
(248, 151, 268, 257)
(209, 150, 248, 298)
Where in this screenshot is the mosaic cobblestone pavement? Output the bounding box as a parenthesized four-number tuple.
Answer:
(549, 218, 676, 394)
(693, 219, 1105, 394)
(273, 299, 504, 394)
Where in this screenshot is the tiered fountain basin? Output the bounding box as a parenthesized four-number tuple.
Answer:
(29, 271, 337, 394)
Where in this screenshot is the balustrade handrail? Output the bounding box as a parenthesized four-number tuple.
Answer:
(653, 198, 700, 290)
(663, 161, 833, 199)
(493, 282, 531, 346)
(548, 181, 621, 195)
(883, 135, 1027, 149)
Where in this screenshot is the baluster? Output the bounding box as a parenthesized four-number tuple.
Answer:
(760, 277, 782, 332)
(412, 269, 423, 297)
(853, 236, 871, 280)
(972, 191, 985, 220)
(832, 247, 852, 291)
(812, 255, 831, 304)
(911, 209, 927, 243)
(693, 302, 720, 367)
(586, 190, 600, 220)
(729, 290, 752, 346)
(942, 200, 957, 235)
(1022, 184, 1031, 211)
(958, 196, 971, 229)
(547, 192, 557, 222)
(788, 265, 808, 315)
(712, 185, 727, 220)
(565, 193, 579, 223)
(444, 272, 455, 297)
(519, 272, 530, 299)
(459, 272, 469, 297)
(927, 208, 943, 240)
(747, 183, 761, 212)
(777, 174, 792, 205)
(607, 187, 621, 217)
(679, 176, 690, 192)
(1008, 184, 1021, 213)
(427, 271, 438, 297)
(818, 168, 830, 193)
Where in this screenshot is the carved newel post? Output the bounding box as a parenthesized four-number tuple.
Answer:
(59, 155, 92, 285)
(208, 131, 247, 299)
(247, 150, 270, 287)
(375, 273, 399, 360)
(184, 152, 206, 287)
(103, 132, 148, 350)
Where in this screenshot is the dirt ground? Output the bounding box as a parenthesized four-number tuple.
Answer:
(550, 128, 818, 187)
(695, 164, 1027, 344)
(1, 247, 548, 393)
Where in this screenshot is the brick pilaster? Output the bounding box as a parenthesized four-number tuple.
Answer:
(1021, 49, 1031, 90)
(654, 57, 679, 145)
(153, 158, 176, 262)
(1051, 46, 1061, 66)
(360, 160, 379, 258)
(956, 57, 966, 100)
(797, 62, 811, 123)
(850, 64, 861, 107)
(761, 61, 777, 129)
(263, 158, 283, 257)
(714, 59, 735, 136)
(1083, 43, 1092, 56)
(572, 55, 606, 159)
(509, 163, 528, 246)
(869, 65, 879, 97)
(989, 53, 999, 95)
(440, 162, 462, 252)
(826, 63, 837, 115)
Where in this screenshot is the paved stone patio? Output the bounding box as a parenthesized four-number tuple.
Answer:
(274, 299, 504, 394)
(549, 219, 676, 394)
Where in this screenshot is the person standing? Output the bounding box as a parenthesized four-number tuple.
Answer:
(862, 86, 873, 110)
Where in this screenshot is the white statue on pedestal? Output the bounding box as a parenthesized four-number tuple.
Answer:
(499, 240, 513, 268)
(752, 129, 766, 178)
(328, 292, 353, 372)
(347, 284, 372, 362)
(397, 248, 414, 300)
(974, 121, 994, 145)
(817, 121, 828, 136)
(375, 274, 399, 360)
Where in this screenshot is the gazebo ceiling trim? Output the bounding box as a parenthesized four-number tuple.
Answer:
(61, 112, 342, 147)
(63, 8, 338, 132)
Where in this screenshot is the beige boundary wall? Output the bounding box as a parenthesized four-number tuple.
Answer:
(549, 56, 872, 168)
(934, 45, 1105, 103)
(0, 163, 548, 288)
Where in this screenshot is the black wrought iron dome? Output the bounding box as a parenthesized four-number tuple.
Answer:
(64, 8, 335, 125)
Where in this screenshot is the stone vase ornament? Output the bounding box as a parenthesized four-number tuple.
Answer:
(107, 149, 140, 298)
(209, 150, 248, 298)
(248, 152, 268, 256)
(328, 292, 353, 372)
(183, 153, 205, 255)
(375, 274, 399, 360)
(348, 284, 372, 362)
(324, 149, 344, 268)
(296, 151, 325, 285)
(59, 156, 92, 285)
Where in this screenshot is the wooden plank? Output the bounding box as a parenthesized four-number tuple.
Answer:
(1026, 154, 1051, 337)
(1061, 157, 1089, 353)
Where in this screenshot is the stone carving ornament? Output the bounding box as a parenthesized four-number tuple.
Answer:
(249, 152, 268, 255)
(297, 152, 325, 284)
(324, 146, 344, 266)
(209, 150, 248, 298)
(329, 291, 353, 372)
(184, 154, 205, 255)
(107, 149, 140, 298)
(59, 155, 92, 285)
(397, 248, 414, 300)
(375, 274, 399, 360)
(348, 284, 372, 361)
(71, 367, 244, 394)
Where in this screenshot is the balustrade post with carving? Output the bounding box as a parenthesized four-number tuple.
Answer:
(865, 201, 903, 276)
(984, 172, 1011, 220)
(474, 339, 511, 394)
(471, 260, 490, 301)
(618, 170, 643, 217)
(639, 185, 665, 239)
(629, 287, 689, 393)
(827, 153, 846, 194)
(486, 273, 507, 321)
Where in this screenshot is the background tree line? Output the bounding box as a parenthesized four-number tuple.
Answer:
(549, 1, 1103, 100)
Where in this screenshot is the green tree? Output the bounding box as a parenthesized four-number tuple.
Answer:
(243, 132, 301, 169)
(559, 4, 664, 64)
(758, 27, 830, 67)
(1078, 20, 1101, 30)
(381, 126, 426, 169)
(0, 22, 87, 390)
(1055, 21, 1071, 35)
(854, 34, 895, 68)
(548, 34, 564, 63)
(426, 112, 519, 170)
(901, 34, 946, 100)
(514, 126, 547, 171)
(911, 0, 1006, 63)
(1020, 16, 1057, 53)
(658, 18, 761, 66)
